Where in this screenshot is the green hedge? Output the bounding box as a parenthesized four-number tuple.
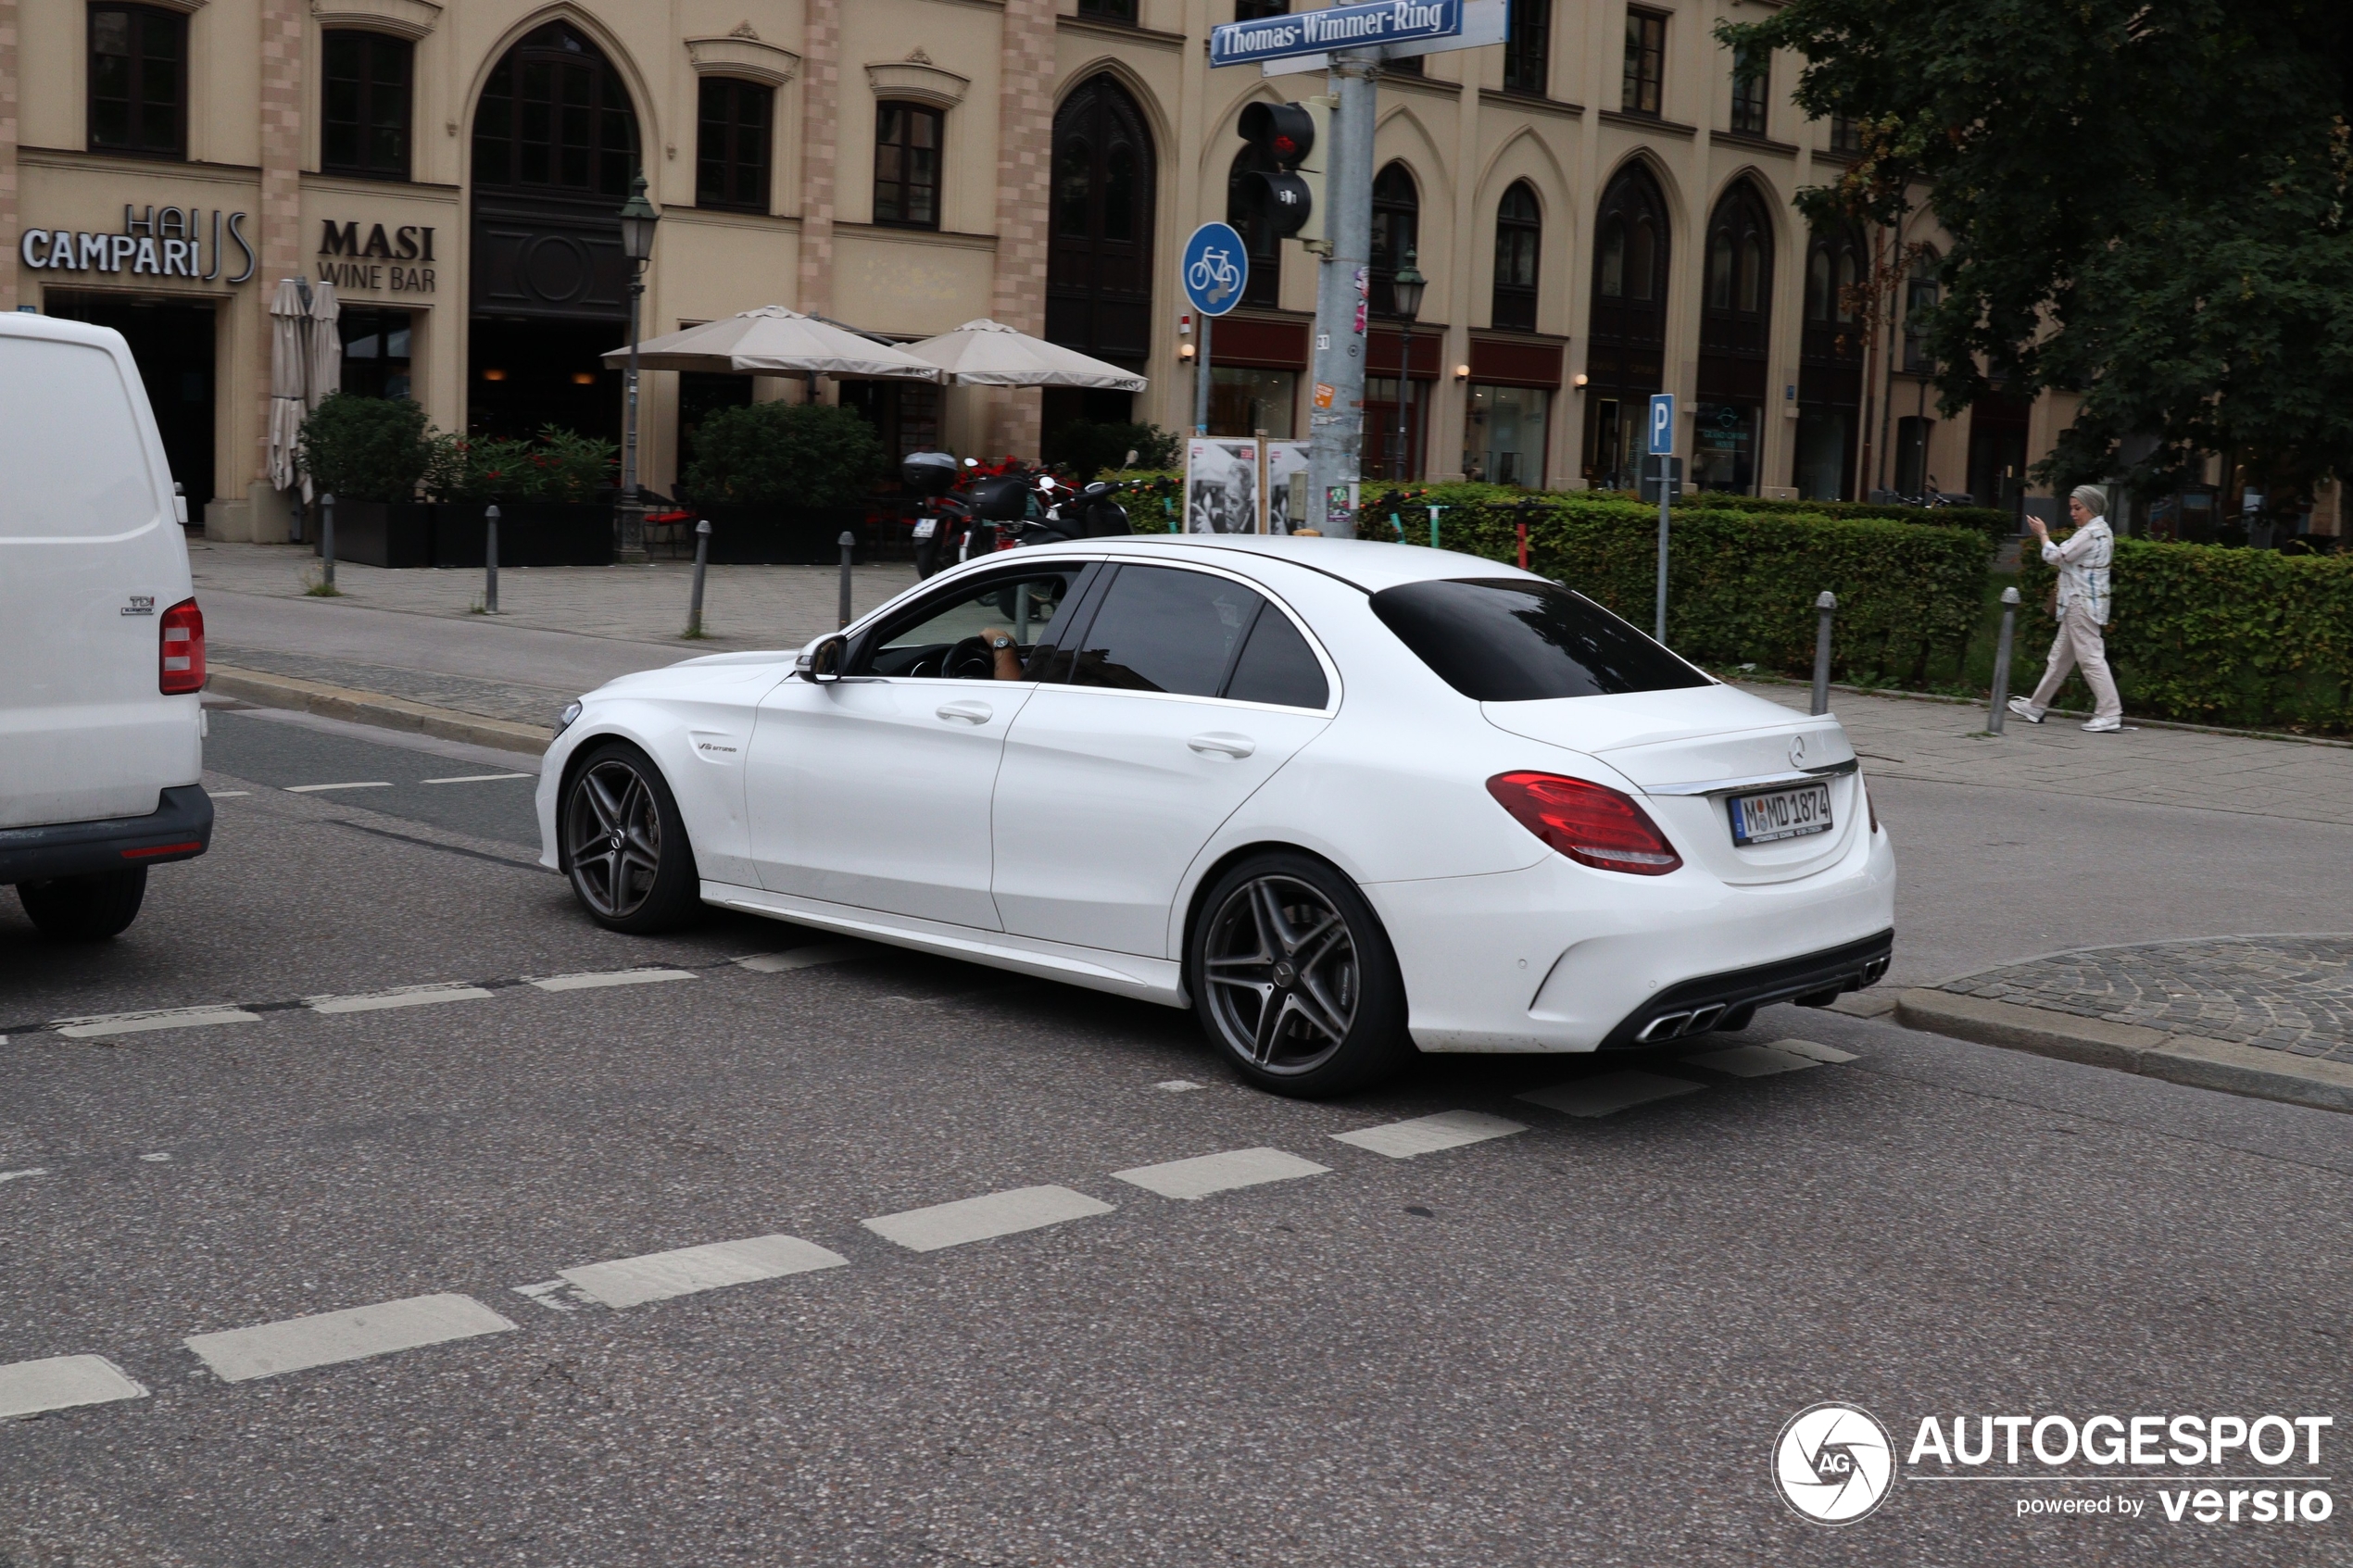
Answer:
(1377, 494, 1990, 686)
(2019, 540, 2353, 732)
(1667, 490, 2015, 540)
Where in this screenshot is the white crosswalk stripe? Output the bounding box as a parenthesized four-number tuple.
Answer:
(1516, 1071, 1705, 1118)
(53, 1005, 259, 1038)
(1682, 1044, 1821, 1078)
(1332, 1110, 1528, 1159)
(862, 1185, 1114, 1252)
(1112, 1148, 1329, 1200)
(527, 968, 698, 992)
(0, 1355, 147, 1419)
(183, 1293, 517, 1383)
(559, 1234, 849, 1309)
(306, 982, 495, 1015)
(1770, 1037, 1860, 1063)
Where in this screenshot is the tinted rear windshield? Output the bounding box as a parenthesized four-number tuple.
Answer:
(1369, 578, 1712, 701)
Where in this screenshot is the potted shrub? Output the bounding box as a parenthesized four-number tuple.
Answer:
(429, 425, 619, 567)
(295, 394, 438, 567)
(682, 400, 887, 564)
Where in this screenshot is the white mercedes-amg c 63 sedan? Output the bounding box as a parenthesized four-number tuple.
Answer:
(536, 535, 1894, 1096)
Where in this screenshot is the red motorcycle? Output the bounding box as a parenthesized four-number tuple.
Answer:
(903, 454, 1131, 577)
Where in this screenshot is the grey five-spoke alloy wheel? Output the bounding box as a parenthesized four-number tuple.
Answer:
(561, 743, 700, 933)
(1189, 851, 1410, 1097)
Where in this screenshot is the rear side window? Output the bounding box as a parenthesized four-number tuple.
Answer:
(1370, 577, 1711, 701)
(1224, 605, 1329, 709)
(1070, 565, 1265, 696)
(0, 336, 157, 541)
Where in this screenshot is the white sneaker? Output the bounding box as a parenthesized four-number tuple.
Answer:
(2007, 697, 2045, 723)
(2081, 715, 2122, 734)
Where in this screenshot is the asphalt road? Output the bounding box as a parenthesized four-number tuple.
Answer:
(0, 716, 2347, 1566)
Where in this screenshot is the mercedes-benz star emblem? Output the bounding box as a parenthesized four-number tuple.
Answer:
(1789, 734, 1808, 768)
(1272, 961, 1296, 987)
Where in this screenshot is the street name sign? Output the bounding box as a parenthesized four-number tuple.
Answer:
(1211, 0, 1463, 69)
(1181, 222, 1249, 317)
(1261, 0, 1505, 76)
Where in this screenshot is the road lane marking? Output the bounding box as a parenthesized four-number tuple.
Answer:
(306, 982, 496, 1015)
(138, 1153, 171, 1162)
(1331, 1110, 1528, 1159)
(1683, 1044, 1822, 1078)
(734, 944, 869, 973)
(1112, 1148, 1329, 1201)
(559, 1234, 849, 1309)
(0, 1168, 50, 1184)
(183, 1293, 516, 1383)
(283, 781, 393, 793)
(862, 1185, 1114, 1252)
(0, 1356, 147, 1420)
(1516, 1071, 1704, 1118)
(208, 791, 251, 798)
(1770, 1037, 1860, 1063)
(510, 1280, 586, 1312)
(53, 1006, 259, 1038)
(421, 773, 535, 785)
(527, 968, 698, 992)
(1154, 1080, 1205, 1093)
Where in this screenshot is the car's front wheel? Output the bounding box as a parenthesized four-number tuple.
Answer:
(561, 744, 701, 933)
(1189, 852, 1411, 1098)
(15, 868, 148, 942)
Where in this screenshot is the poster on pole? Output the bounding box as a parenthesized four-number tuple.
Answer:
(1186, 439, 1311, 533)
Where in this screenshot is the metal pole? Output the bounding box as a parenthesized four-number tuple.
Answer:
(619, 265, 647, 563)
(1393, 320, 1410, 481)
(1655, 471, 1671, 644)
(1987, 585, 2020, 734)
(686, 518, 711, 637)
(320, 493, 336, 592)
(1810, 590, 1837, 715)
(1193, 313, 1213, 436)
(1307, 59, 1375, 537)
(837, 529, 855, 630)
(484, 504, 500, 614)
(1428, 504, 1442, 548)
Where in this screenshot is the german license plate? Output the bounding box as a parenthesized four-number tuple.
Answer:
(1728, 782, 1833, 846)
(912, 519, 937, 539)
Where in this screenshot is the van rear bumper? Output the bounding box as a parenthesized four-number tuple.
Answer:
(0, 785, 213, 884)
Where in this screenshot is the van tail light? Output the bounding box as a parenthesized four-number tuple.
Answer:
(1487, 771, 1683, 876)
(159, 596, 206, 694)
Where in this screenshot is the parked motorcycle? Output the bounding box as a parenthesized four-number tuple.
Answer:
(903, 454, 1132, 578)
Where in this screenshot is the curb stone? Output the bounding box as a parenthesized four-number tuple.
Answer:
(1893, 988, 2353, 1116)
(207, 666, 549, 756)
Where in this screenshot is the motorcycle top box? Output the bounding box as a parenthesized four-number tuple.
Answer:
(967, 474, 1034, 521)
(901, 450, 960, 497)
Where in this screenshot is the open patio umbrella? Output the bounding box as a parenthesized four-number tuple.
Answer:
(265, 278, 309, 496)
(901, 319, 1145, 391)
(600, 307, 941, 380)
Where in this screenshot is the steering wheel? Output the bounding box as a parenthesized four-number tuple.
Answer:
(941, 636, 997, 680)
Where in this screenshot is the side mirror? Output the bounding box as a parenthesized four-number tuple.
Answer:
(802, 633, 849, 683)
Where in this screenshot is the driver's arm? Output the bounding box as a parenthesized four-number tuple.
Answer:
(977, 626, 1024, 681)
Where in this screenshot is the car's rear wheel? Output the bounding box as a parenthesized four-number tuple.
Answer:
(561, 744, 700, 933)
(16, 867, 148, 942)
(1189, 852, 1410, 1098)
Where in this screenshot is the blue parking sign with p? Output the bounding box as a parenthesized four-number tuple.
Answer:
(1182, 223, 1248, 318)
(1648, 393, 1675, 456)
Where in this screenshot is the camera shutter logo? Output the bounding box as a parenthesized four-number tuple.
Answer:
(1774, 1403, 1895, 1524)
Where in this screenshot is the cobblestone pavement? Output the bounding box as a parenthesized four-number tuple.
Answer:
(210, 644, 576, 727)
(1938, 935, 2353, 1061)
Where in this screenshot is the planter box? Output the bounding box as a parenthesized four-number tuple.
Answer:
(314, 500, 434, 569)
(691, 503, 866, 566)
(432, 500, 615, 568)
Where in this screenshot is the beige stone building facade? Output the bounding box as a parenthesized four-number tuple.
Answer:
(0, 0, 2070, 542)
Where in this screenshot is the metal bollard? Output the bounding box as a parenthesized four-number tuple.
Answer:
(686, 518, 712, 638)
(1428, 505, 1444, 549)
(837, 530, 856, 630)
(484, 504, 500, 614)
(321, 493, 337, 592)
(1987, 585, 2021, 734)
(1810, 590, 1837, 715)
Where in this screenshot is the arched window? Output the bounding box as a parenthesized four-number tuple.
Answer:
(472, 22, 638, 197)
(1903, 245, 1941, 373)
(1370, 162, 1419, 316)
(1626, 217, 1656, 300)
(1045, 74, 1157, 366)
(1795, 222, 1866, 501)
(1584, 162, 1670, 490)
(1599, 219, 1626, 297)
(1227, 141, 1281, 308)
(1700, 180, 1773, 356)
(1491, 181, 1541, 332)
(1806, 245, 1832, 321)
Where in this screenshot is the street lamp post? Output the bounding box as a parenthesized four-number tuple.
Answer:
(617, 172, 661, 564)
(1389, 248, 1426, 483)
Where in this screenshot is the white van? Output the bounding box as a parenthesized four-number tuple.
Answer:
(0, 313, 210, 940)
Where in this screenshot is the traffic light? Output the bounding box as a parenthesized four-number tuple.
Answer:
(1237, 96, 1331, 253)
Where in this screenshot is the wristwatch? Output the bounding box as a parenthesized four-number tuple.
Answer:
(989, 634, 1014, 651)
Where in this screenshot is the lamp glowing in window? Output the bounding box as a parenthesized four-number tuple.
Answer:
(571, 371, 598, 384)
(481, 368, 508, 382)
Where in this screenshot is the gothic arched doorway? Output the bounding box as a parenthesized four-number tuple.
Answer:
(467, 21, 642, 442)
(1694, 179, 1774, 493)
(1043, 74, 1155, 449)
(1582, 161, 1670, 490)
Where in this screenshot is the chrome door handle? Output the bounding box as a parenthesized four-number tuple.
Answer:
(936, 699, 994, 724)
(1188, 732, 1256, 759)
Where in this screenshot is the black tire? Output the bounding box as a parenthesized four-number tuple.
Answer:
(1187, 851, 1411, 1098)
(560, 743, 702, 934)
(17, 868, 148, 942)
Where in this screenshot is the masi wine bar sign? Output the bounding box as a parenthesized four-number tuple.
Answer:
(316, 220, 438, 294)
(19, 204, 258, 282)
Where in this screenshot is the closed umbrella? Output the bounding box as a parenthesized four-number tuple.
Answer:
(600, 307, 941, 380)
(901, 319, 1146, 391)
(266, 278, 308, 495)
(303, 279, 342, 411)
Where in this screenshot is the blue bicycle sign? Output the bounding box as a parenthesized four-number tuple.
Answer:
(1182, 223, 1249, 317)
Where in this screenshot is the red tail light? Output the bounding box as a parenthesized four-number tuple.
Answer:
(1486, 771, 1683, 875)
(159, 596, 205, 694)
